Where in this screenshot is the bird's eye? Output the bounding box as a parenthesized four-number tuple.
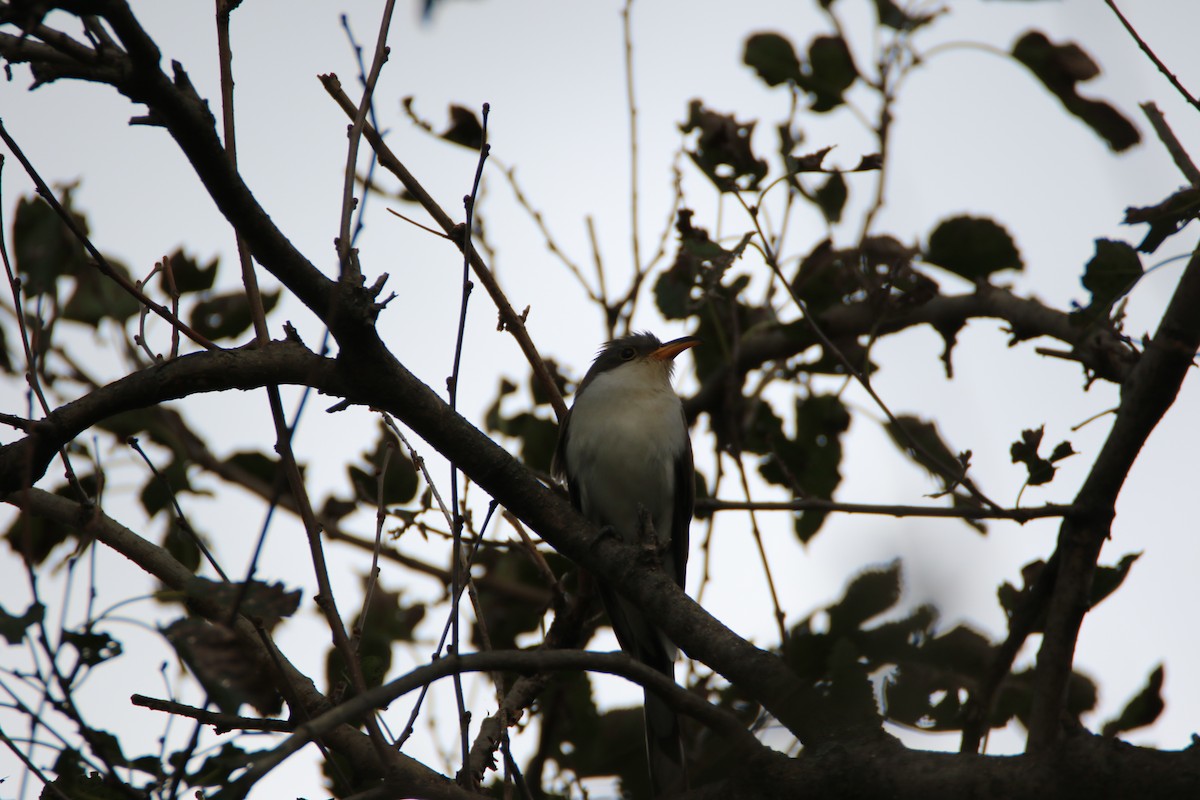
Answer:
(619, 347, 636, 361)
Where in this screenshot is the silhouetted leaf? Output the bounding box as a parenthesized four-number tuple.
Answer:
(442, 104, 484, 149)
(161, 518, 202, 574)
(139, 457, 194, 517)
(1010, 426, 1075, 486)
(998, 560, 1047, 632)
(183, 577, 301, 629)
(681, 101, 768, 192)
(1080, 239, 1142, 311)
(828, 561, 901, 634)
(190, 743, 259, 786)
(5, 509, 72, 567)
(165, 616, 283, 715)
(757, 394, 849, 542)
(654, 209, 752, 321)
(349, 427, 418, 507)
(0, 600, 44, 644)
(1012, 31, 1139, 152)
(815, 171, 847, 223)
(189, 290, 279, 341)
(1102, 665, 1165, 737)
(472, 546, 569, 650)
(1124, 188, 1200, 253)
(803, 35, 858, 112)
(62, 256, 141, 325)
(1091, 552, 1140, 609)
(925, 215, 1023, 280)
(164, 249, 219, 294)
(46, 748, 128, 800)
(326, 582, 424, 697)
(744, 32, 802, 87)
(872, 0, 937, 30)
(12, 192, 88, 297)
(63, 628, 122, 666)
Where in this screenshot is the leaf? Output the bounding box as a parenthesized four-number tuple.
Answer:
(327, 582, 425, 696)
(925, 215, 1023, 280)
(190, 743, 258, 786)
(654, 209, 752, 320)
(162, 518, 202, 574)
(1073, 239, 1143, 324)
(756, 395, 850, 542)
(346, 426, 418, 507)
(1090, 552, 1140, 609)
(827, 561, 902, 634)
(871, 0, 937, 31)
(0, 600, 44, 644)
(744, 32, 802, 87)
(815, 171, 847, 223)
(680, 101, 768, 192)
(5, 509, 72, 567)
(183, 577, 302, 628)
(189, 290, 280, 341)
(1124, 187, 1200, 254)
(1010, 426, 1075, 486)
(1012, 31, 1139, 152)
(442, 104, 484, 149)
(164, 616, 283, 715)
(165, 249, 219, 294)
(139, 457, 194, 517)
(61, 255, 141, 325)
(63, 628, 123, 666)
(802, 35, 858, 112)
(12, 192, 88, 297)
(1102, 665, 1165, 737)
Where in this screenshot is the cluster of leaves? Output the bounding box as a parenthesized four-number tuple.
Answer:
(769, 560, 1162, 739)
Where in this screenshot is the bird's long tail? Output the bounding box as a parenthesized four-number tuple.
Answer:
(603, 587, 688, 796)
(643, 663, 687, 797)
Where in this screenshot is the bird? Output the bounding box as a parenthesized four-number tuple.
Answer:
(552, 331, 698, 797)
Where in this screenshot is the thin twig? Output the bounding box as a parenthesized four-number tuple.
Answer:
(697, 497, 1075, 522)
(336, 0, 397, 282)
(447, 102, 491, 787)
(320, 73, 568, 422)
(127, 436, 228, 582)
(131, 693, 295, 733)
(1104, 0, 1200, 113)
(1139, 102, 1200, 186)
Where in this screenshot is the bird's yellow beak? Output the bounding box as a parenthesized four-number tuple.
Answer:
(649, 336, 701, 362)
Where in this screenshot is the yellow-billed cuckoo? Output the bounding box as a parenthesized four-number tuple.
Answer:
(553, 332, 698, 797)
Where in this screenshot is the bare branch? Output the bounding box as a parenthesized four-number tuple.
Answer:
(1028, 242, 1200, 751)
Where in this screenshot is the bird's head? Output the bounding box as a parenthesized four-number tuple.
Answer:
(576, 332, 700, 396)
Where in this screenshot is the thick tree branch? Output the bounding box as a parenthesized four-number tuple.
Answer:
(1028, 244, 1200, 751)
(684, 283, 1138, 423)
(0, 339, 339, 494)
(222, 649, 766, 800)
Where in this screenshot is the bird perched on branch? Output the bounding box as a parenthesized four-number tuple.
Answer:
(553, 331, 699, 797)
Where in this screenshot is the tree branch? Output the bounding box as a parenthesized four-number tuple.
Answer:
(3, 487, 474, 800)
(0, 339, 339, 494)
(698, 497, 1075, 522)
(1028, 242, 1200, 751)
(684, 283, 1138, 424)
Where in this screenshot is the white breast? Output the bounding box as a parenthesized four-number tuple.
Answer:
(564, 360, 687, 547)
